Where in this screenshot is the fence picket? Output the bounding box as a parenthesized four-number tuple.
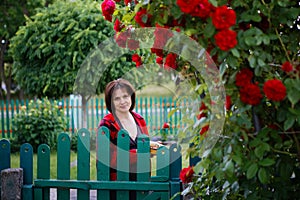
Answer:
(57, 133, 71, 199)
(0, 139, 10, 171)
(36, 144, 50, 200)
(136, 134, 150, 200)
(96, 126, 110, 200)
(77, 128, 90, 199)
(117, 129, 130, 200)
(20, 143, 33, 200)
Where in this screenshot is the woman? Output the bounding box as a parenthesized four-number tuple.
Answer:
(98, 78, 160, 199)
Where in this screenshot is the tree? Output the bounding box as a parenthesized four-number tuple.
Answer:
(100, 0, 300, 199)
(9, 0, 137, 127)
(0, 0, 53, 100)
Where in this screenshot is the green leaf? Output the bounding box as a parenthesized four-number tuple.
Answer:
(284, 116, 295, 131)
(231, 48, 240, 58)
(258, 158, 275, 167)
(208, 0, 218, 7)
(248, 56, 256, 68)
(203, 18, 215, 38)
(258, 167, 268, 184)
(254, 143, 270, 159)
(246, 163, 258, 179)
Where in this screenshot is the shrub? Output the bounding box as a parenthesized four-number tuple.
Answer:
(11, 98, 67, 152)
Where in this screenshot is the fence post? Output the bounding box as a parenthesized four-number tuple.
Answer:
(20, 143, 33, 200)
(1, 168, 23, 200)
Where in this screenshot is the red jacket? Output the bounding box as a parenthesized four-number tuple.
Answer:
(98, 111, 149, 180)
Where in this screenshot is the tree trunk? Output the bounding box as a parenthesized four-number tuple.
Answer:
(81, 96, 88, 128)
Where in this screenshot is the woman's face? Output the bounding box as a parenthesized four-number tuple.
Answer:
(112, 88, 132, 114)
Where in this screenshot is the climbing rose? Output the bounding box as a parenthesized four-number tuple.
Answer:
(235, 68, 253, 87)
(239, 83, 262, 105)
(263, 79, 286, 101)
(101, 0, 116, 22)
(214, 29, 237, 51)
(179, 166, 194, 183)
(132, 54, 142, 67)
(165, 53, 178, 70)
(225, 95, 232, 110)
(200, 125, 209, 135)
(212, 5, 236, 30)
(163, 122, 170, 129)
(114, 19, 124, 32)
(176, 0, 198, 14)
(190, 0, 213, 19)
(281, 61, 293, 73)
(134, 8, 152, 27)
(156, 56, 163, 67)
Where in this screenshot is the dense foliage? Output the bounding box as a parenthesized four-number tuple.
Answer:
(0, 0, 53, 100)
(100, 0, 300, 199)
(9, 0, 135, 99)
(11, 98, 67, 152)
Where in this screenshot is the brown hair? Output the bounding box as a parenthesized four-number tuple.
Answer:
(104, 79, 136, 113)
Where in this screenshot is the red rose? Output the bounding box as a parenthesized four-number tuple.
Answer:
(132, 54, 142, 67)
(163, 122, 170, 129)
(151, 48, 164, 57)
(239, 83, 262, 105)
(263, 79, 286, 101)
(235, 68, 253, 87)
(190, 0, 213, 19)
(225, 95, 232, 110)
(101, 0, 116, 22)
(212, 5, 236, 30)
(200, 125, 209, 135)
(214, 29, 237, 51)
(114, 19, 124, 32)
(281, 61, 293, 73)
(164, 53, 178, 70)
(176, 0, 198, 14)
(134, 8, 152, 27)
(124, 0, 130, 5)
(156, 56, 163, 67)
(179, 166, 194, 183)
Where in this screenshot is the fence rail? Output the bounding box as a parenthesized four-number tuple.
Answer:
(0, 96, 185, 138)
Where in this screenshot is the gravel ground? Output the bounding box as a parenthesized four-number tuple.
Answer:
(50, 188, 97, 200)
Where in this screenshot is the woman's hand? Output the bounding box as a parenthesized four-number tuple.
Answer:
(150, 141, 163, 150)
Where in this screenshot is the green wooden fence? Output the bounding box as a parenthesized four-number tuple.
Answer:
(0, 127, 183, 200)
(0, 96, 184, 138)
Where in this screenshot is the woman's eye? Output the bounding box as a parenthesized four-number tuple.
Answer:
(114, 97, 120, 101)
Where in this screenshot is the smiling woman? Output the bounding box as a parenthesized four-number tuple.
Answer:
(97, 78, 162, 200)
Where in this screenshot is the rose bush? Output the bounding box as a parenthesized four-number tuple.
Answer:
(100, 0, 300, 199)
